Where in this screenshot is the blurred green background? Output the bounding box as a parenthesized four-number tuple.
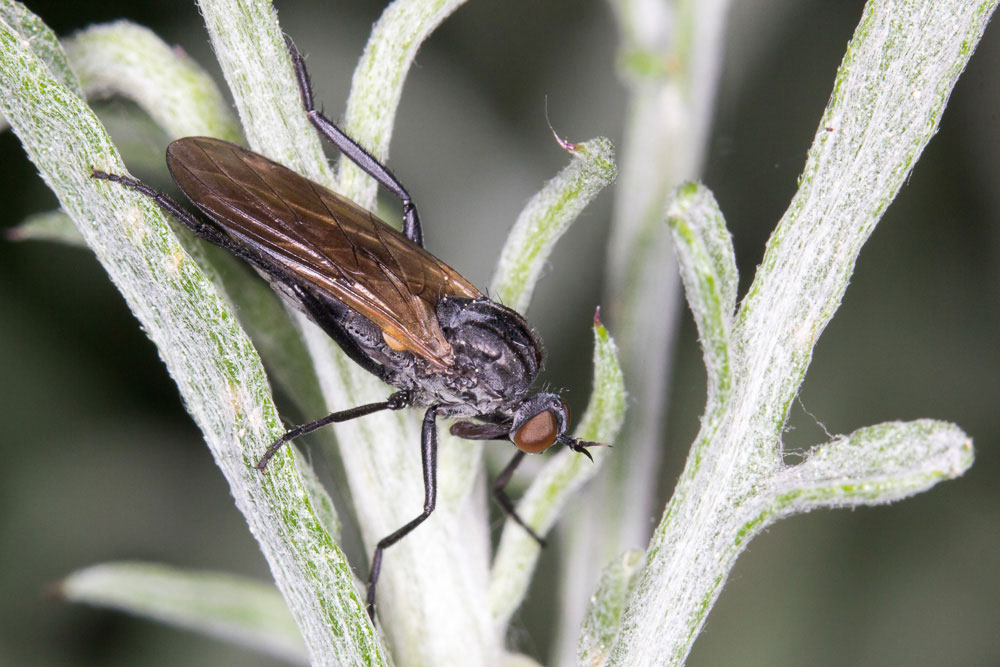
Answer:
(2, 1, 998, 665)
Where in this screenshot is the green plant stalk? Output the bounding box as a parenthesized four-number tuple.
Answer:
(606, 1, 990, 663)
(602, 0, 733, 552)
(198, 0, 615, 664)
(0, 4, 386, 664)
(0, 1, 81, 133)
(577, 549, 644, 666)
(305, 4, 507, 662)
(599, 0, 733, 546)
(554, 0, 732, 661)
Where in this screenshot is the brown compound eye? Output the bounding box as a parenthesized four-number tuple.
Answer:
(512, 409, 559, 453)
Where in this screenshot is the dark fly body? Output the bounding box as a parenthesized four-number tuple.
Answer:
(92, 39, 601, 622)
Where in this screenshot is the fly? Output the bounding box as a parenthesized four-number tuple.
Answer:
(92, 39, 602, 622)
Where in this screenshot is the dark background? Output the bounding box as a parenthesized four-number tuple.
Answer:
(2, 1, 998, 665)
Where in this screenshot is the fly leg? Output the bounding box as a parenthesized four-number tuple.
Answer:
(256, 390, 414, 470)
(91, 170, 231, 248)
(366, 405, 440, 621)
(492, 451, 546, 547)
(90, 170, 285, 277)
(285, 38, 424, 247)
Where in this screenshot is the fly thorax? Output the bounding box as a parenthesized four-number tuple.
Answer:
(437, 296, 542, 402)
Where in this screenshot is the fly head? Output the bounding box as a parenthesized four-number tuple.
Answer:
(450, 392, 605, 459)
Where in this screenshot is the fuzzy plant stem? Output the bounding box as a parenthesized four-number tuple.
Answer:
(599, 0, 733, 549)
(597, 0, 990, 663)
(554, 1, 733, 662)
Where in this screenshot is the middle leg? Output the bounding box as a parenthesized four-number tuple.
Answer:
(365, 404, 441, 621)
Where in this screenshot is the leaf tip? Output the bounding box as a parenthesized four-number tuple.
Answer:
(592, 305, 610, 340)
(553, 129, 580, 154)
(667, 181, 703, 215)
(950, 434, 975, 475)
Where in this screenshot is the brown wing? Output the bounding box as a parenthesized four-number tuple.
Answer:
(166, 136, 482, 368)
